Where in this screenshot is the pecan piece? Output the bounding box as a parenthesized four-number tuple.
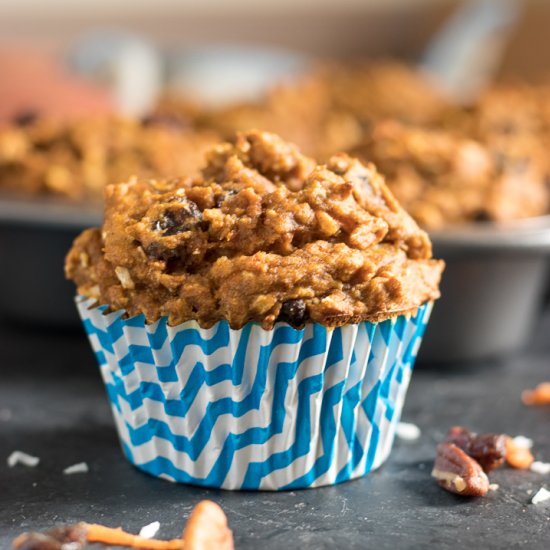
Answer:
(13, 524, 87, 549)
(432, 443, 489, 497)
(184, 500, 234, 550)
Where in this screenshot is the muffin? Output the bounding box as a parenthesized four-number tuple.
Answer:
(196, 72, 363, 160)
(316, 60, 450, 128)
(66, 130, 444, 490)
(351, 120, 550, 229)
(0, 115, 219, 201)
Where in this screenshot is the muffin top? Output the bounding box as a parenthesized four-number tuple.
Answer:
(0, 115, 219, 201)
(66, 130, 444, 329)
(352, 120, 550, 229)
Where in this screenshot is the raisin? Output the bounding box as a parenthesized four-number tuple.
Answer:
(153, 211, 178, 234)
(12, 110, 39, 127)
(446, 426, 474, 450)
(468, 434, 507, 472)
(153, 201, 202, 236)
(445, 426, 506, 473)
(277, 299, 308, 328)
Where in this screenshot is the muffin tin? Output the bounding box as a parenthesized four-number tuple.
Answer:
(0, 196, 100, 326)
(421, 216, 550, 362)
(1, 195, 549, 363)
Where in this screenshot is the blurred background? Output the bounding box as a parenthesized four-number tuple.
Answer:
(2, 0, 550, 79)
(1, 0, 550, 363)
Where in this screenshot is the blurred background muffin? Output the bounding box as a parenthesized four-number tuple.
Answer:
(0, 116, 219, 201)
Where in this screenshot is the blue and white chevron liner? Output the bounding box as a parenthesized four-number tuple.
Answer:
(76, 296, 432, 490)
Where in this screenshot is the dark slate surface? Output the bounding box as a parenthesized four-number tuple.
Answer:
(1, 310, 550, 549)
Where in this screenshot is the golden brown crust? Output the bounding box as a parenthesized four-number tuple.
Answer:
(66, 131, 443, 329)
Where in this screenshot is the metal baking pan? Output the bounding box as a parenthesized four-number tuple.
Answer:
(419, 216, 550, 363)
(0, 196, 101, 327)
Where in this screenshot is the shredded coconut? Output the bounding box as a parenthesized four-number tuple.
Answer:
(395, 422, 421, 441)
(139, 521, 160, 539)
(62, 543, 81, 550)
(115, 266, 135, 290)
(531, 487, 550, 505)
(63, 462, 89, 475)
(488, 483, 499, 491)
(512, 436, 534, 449)
(530, 461, 550, 475)
(7, 451, 39, 468)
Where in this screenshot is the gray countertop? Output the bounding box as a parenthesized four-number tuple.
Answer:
(1, 311, 550, 549)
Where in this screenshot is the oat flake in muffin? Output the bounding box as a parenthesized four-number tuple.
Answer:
(66, 130, 444, 329)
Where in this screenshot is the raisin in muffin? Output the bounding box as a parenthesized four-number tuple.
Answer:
(66, 130, 443, 329)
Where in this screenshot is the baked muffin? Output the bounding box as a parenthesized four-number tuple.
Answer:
(317, 60, 450, 127)
(158, 61, 449, 162)
(196, 73, 363, 160)
(0, 115, 219, 201)
(352, 120, 550, 229)
(66, 130, 443, 490)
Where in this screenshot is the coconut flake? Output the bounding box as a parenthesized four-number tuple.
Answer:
(512, 436, 534, 449)
(139, 521, 160, 539)
(7, 451, 39, 468)
(530, 461, 550, 475)
(115, 266, 135, 290)
(62, 543, 81, 550)
(395, 422, 421, 441)
(531, 487, 550, 505)
(63, 462, 89, 475)
(488, 483, 499, 491)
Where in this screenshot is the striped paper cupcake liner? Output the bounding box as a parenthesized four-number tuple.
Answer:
(77, 297, 432, 490)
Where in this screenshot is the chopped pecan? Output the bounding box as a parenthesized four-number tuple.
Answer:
(432, 443, 489, 497)
(184, 500, 234, 550)
(13, 524, 87, 549)
(12, 532, 64, 550)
